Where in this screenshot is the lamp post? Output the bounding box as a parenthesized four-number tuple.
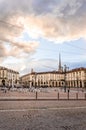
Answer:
(64, 65, 69, 92)
(34, 72, 37, 88)
(76, 74, 79, 92)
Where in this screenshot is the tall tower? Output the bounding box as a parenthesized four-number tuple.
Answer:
(58, 53, 62, 72)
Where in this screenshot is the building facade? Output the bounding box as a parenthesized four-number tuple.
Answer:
(21, 67, 86, 88)
(0, 66, 19, 87)
(66, 67, 86, 88)
(21, 71, 64, 88)
(20, 54, 86, 88)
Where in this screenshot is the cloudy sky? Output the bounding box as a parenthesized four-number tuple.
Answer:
(0, 0, 86, 75)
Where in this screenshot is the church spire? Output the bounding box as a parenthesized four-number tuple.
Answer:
(58, 53, 62, 72)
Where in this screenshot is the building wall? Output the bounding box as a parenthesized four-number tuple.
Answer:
(21, 68, 86, 88)
(66, 68, 86, 88)
(0, 67, 19, 87)
(21, 71, 64, 88)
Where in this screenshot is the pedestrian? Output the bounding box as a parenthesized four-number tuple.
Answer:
(68, 89, 70, 93)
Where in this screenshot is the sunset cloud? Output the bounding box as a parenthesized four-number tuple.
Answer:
(0, 0, 86, 43)
(0, 41, 39, 58)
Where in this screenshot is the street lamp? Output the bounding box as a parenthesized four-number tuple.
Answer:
(76, 73, 79, 92)
(64, 65, 69, 92)
(34, 72, 37, 88)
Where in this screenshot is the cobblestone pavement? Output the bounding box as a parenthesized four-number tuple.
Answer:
(0, 100, 86, 130)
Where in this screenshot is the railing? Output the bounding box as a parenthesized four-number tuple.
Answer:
(35, 91, 86, 100)
(0, 89, 86, 100)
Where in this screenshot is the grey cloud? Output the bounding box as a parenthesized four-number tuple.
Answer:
(0, 0, 32, 18)
(0, 0, 57, 16)
(32, 0, 58, 14)
(55, 0, 86, 18)
(0, 0, 61, 18)
(0, 0, 85, 18)
(74, 0, 86, 16)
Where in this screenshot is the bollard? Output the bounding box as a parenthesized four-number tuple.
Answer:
(36, 91, 38, 100)
(57, 92, 59, 100)
(67, 91, 69, 100)
(84, 93, 86, 100)
(76, 93, 78, 100)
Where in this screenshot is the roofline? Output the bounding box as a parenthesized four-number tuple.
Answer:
(20, 67, 86, 78)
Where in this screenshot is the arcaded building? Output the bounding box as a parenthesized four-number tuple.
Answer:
(0, 66, 19, 87)
(21, 55, 86, 88)
(21, 70, 64, 88)
(66, 67, 86, 88)
(21, 67, 86, 88)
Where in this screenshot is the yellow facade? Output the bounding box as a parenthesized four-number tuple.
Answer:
(21, 67, 86, 88)
(66, 68, 86, 88)
(0, 66, 19, 87)
(21, 71, 64, 88)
